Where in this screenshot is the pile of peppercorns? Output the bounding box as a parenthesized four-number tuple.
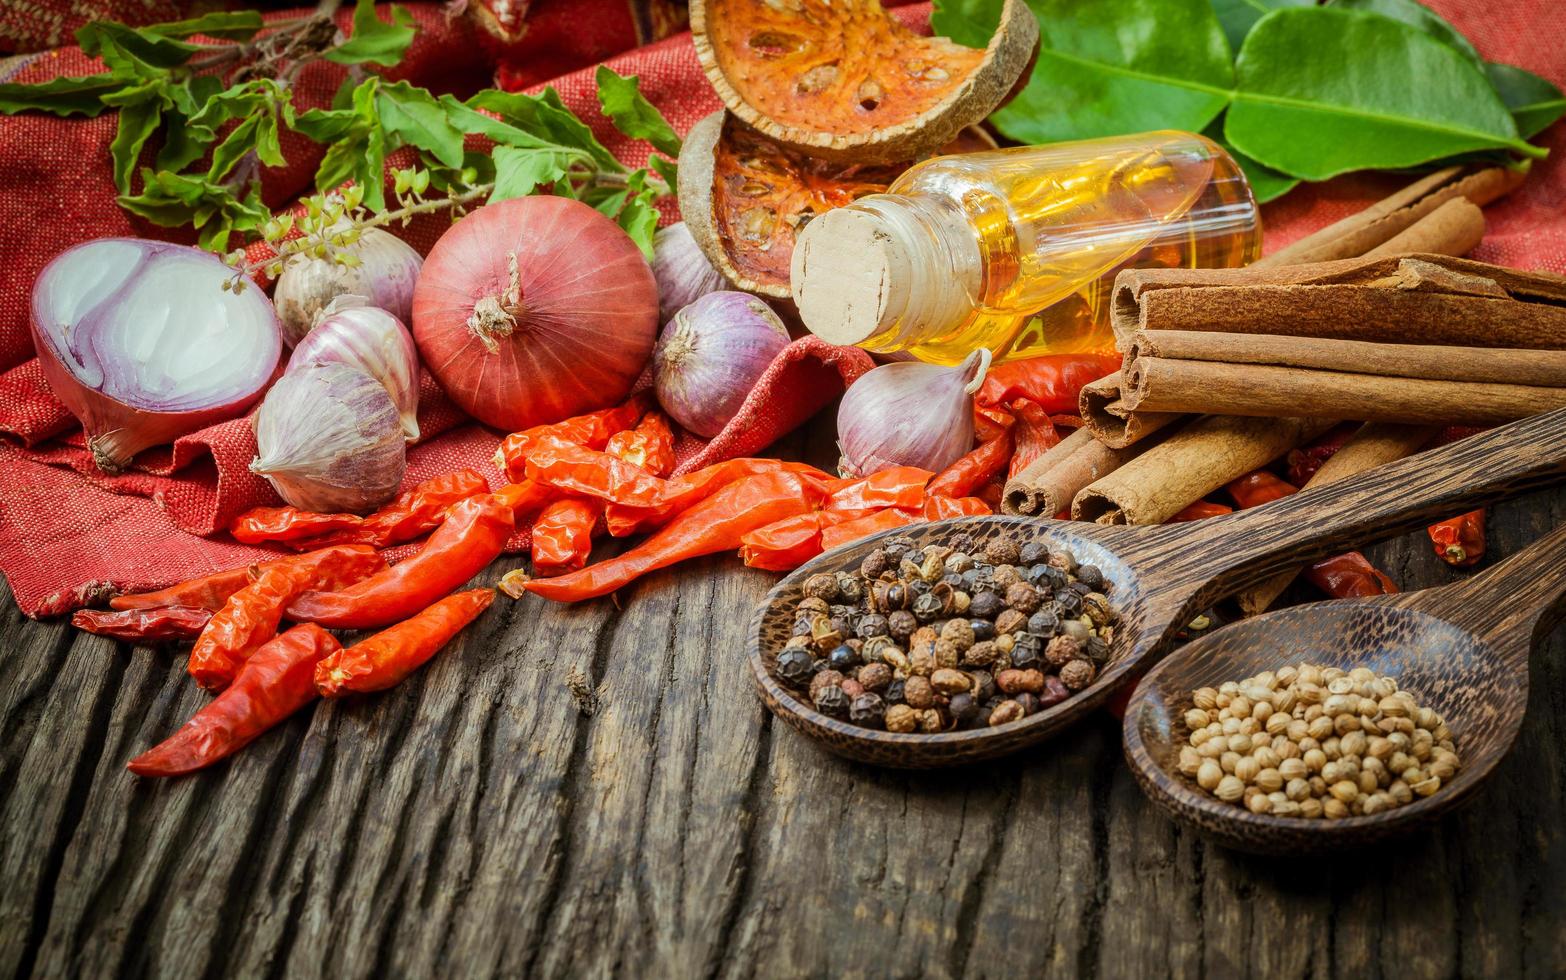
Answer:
(774, 531, 1118, 732)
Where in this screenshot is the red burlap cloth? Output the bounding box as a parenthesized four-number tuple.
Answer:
(0, 0, 1560, 616)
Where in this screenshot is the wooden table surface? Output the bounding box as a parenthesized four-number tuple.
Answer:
(3, 422, 1566, 979)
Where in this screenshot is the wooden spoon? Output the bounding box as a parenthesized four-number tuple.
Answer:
(749, 408, 1566, 768)
(1123, 520, 1566, 854)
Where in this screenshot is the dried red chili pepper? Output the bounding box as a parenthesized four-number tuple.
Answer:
(128, 624, 341, 778)
(1429, 509, 1486, 567)
(495, 479, 556, 524)
(72, 605, 212, 642)
(974, 403, 1014, 441)
(977, 352, 1123, 415)
(1226, 470, 1299, 508)
(495, 394, 649, 482)
(287, 494, 515, 629)
(825, 466, 932, 515)
(1305, 552, 1398, 597)
(740, 511, 843, 572)
(524, 439, 667, 507)
(341, 469, 491, 547)
(819, 507, 922, 553)
(1006, 398, 1061, 481)
(189, 563, 314, 691)
(110, 565, 257, 613)
(532, 498, 600, 574)
(927, 430, 1014, 500)
(1168, 500, 1234, 522)
(1284, 423, 1358, 487)
(526, 471, 829, 601)
(922, 495, 991, 520)
(315, 589, 495, 696)
(604, 411, 676, 478)
(603, 458, 834, 537)
(229, 508, 364, 546)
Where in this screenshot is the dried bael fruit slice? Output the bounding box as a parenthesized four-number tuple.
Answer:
(680, 110, 996, 298)
(691, 0, 1037, 164)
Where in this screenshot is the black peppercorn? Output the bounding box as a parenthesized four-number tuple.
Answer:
(860, 549, 891, 580)
(1069, 580, 1094, 597)
(856, 613, 889, 639)
(968, 670, 997, 702)
(1018, 541, 1048, 566)
(1040, 674, 1070, 707)
(912, 591, 944, 622)
(1027, 609, 1059, 636)
(969, 618, 995, 642)
(835, 573, 864, 603)
(1037, 565, 1068, 592)
(829, 615, 853, 638)
(1015, 692, 1041, 716)
(941, 572, 965, 589)
(791, 617, 814, 637)
(814, 685, 850, 717)
(948, 693, 978, 725)
(1055, 590, 1083, 616)
(1076, 564, 1105, 590)
(907, 578, 933, 598)
(1084, 635, 1110, 664)
(972, 703, 993, 728)
(885, 677, 906, 704)
(887, 609, 918, 641)
(1025, 564, 1052, 587)
(849, 693, 886, 727)
(777, 647, 814, 685)
(1010, 633, 1042, 671)
(828, 643, 861, 672)
(969, 590, 1004, 619)
(1004, 581, 1042, 614)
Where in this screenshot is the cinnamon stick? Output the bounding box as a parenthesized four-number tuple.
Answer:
(1073, 416, 1334, 525)
(1251, 165, 1522, 268)
(1001, 425, 1154, 517)
(1077, 374, 1183, 449)
(1362, 197, 1485, 259)
(1236, 423, 1437, 615)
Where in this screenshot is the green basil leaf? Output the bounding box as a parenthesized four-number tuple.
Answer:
(595, 66, 681, 157)
(1486, 63, 1566, 139)
(438, 93, 556, 149)
(935, 0, 1234, 144)
(166, 74, 223, 116)
(1227, 8, 1538, 180)
(77, 22, 199, 70)
(253, 108, 285, 167)
(490, 146, 570, 200)
(325, 0, 417, 66)
(155, 109, 213, 171)
(109, 96, 164, 193)
(1208, 0, 1310, 52)
(377, 80, 465, 167)
(649, 154, 678, 189)
(1326, 0, 1482, 70)
(292, 105, 361, 142)
(144, 10, 264, 40)
(469, 87, 621, 171)
(0, 74, 121, 116)
(615, 172, 659, 259)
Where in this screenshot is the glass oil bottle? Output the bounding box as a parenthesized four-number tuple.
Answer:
(791, 131, 1262, 364)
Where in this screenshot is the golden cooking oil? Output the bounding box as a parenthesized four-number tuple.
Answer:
(791, 131, 1261, 364)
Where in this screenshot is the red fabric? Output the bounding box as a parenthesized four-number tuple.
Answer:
(0, 0, 1561, 616)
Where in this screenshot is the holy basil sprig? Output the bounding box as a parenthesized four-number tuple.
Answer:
(932, 0, 1564, 202)
(0, 1, 680, 257)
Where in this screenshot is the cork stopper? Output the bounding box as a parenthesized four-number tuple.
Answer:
(791, 196, 981, 349)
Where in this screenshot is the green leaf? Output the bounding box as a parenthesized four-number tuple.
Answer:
(935, 0, 1235, 144)
(253, 108, 285, 167)
(77, 21, 199, 70)
(207, 113, 263, 181)
(490, 146, 569, 200)
(325, 0, 417, 66)
(1204, 119, 1298, 202)
(469, 87, 621, 170)
(144, 10, 264, 40)
(649, 154, 678, 189)
(1486, 63, 1566, 139)
(1208, 0, 1310, 52)
(155, 109, 213, 171)
(292, 105, 362, 142)
(377, 80, 465, 167)
(1227, 8, 1539, 181)
(0, 74, 121, 117)
(615, 171, 660, 259)
(594, 66, 681, 157)
(109, 96, 164, 193)
(438, 94, 555, 149)
(1326, 0, 1482, 70)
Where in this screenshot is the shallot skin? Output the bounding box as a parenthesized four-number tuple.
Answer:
(411, 196, 659, 432)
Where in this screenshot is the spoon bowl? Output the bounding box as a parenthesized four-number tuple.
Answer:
(750, 408, 1566, 767)
(1123, 523, 1566, 854)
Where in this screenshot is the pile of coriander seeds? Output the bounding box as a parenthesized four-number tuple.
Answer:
(775, 531, 1119, 732)
(1176, 663, 1461, 819)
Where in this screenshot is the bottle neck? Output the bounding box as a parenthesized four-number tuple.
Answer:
(791, 192, 983, 350)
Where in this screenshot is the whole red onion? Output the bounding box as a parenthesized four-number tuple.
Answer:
(411, 197, 659, 431)
(652, 291, 790, 438)
(30, 238, 281, 472)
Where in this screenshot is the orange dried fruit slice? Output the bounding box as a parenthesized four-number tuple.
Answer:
(690, 0, 1037, 164)
(679, 110, 997, 298)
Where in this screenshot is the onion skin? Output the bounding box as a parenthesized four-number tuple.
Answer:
(411, 197, 659, 432)
(652, 222, 725, 325)
(251, 364, 407, 513)
(289, 299, 421, 443)
(274, 226, 423, 347)
(836, 349, 990, 478)
(29, 238, 281, 473)
(653, 291, 789, 438)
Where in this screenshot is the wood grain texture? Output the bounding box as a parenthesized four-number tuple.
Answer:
(3, 417, 1566, 977)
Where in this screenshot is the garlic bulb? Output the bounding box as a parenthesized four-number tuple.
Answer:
(651, 222, 725, 325)
(837, 349, 991, 478)
(289, 296, 421, 443)
(251, 364, 406, 513)
(273, 226, 423, 346)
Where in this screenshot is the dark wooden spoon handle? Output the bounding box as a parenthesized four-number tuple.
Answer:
(1435, 521, 1566, 650)
(1147, 408, 1566, 604)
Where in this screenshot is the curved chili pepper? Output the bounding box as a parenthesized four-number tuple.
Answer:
(523, 440, 667, 507)
(976, 352, 1122, 415)
(927, 430, 1014, 500)
(527, 471, 828, 602)
(532, 498, 600, 574)
(1305, 552, 1398, 597)
(496, 479, 556, 525)
(332, 469, 491, 548)
(1169, 500, 1234, 522)
(495, 395, 649, 482)
(741, 511, 842, 572)
(110, 565, 256, 613)
(287, 494, 515, 629)
(820, 507, 922, 553)
(229, 508, 364, 547)
(1005, 399, 1061, 481)
(604, 412, 676, 478)
(603, 459, 834, 537)
(826, 466, 932, 515)
(1285, 423, 1358, 487)
(1429, 509, 1486, 567)
(189, 563, 313, 691)
(72, 605, 212, 642)
(128, 624, 341, 778)
(1226, 470, 1299, 508)
(315, 589, 494, 696)
(923, 495, 992, 520)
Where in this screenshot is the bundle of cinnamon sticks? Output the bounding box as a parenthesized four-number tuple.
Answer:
(1002, 163, 1563, 612)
